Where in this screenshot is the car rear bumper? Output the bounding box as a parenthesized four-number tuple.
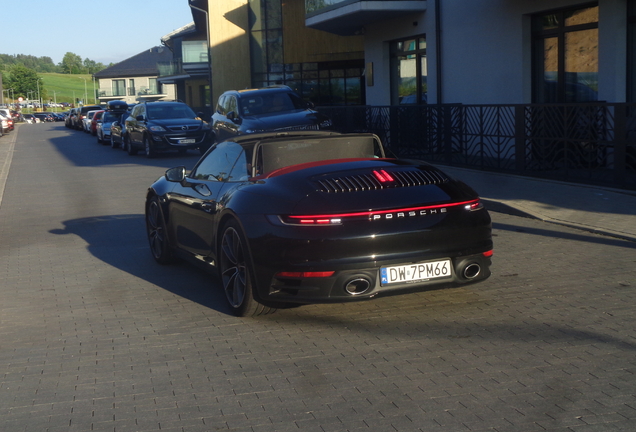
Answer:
(257, 251, 492, 304)
(241, 209, 493, 304)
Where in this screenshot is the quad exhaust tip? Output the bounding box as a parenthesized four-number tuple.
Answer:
(345, 277, 371, 295)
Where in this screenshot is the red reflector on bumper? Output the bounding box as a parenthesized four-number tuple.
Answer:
(482, 250, 494, 257)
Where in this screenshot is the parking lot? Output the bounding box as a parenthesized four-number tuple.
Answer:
(1, 123, 635, 431)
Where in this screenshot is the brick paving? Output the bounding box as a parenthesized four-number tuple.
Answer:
(0, 123, 635, 431)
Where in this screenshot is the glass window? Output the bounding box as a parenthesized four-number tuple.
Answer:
(391, 36, 427, 105)
(533, 5, 598, 103)
(182, 40, 208, 63)
(192, 142, 245, 182)
(149, 78, 161, 95)
(112, 80, 126, 97)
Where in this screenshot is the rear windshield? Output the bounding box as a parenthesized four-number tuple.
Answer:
(103, 112, 119, 122)
(258, 136, 382, 174)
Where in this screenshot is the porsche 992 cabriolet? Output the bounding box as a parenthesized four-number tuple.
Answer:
(145, 131, 493, 316)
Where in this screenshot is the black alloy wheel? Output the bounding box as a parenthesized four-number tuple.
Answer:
(146, 196, 174, 264)
(144, 135, 155, 159)
(126, 136, 137, 155)
(219, 220, 275, 317)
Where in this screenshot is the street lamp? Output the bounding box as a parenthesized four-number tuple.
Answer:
(81, 77, 87, 106)
(92, 76, 97, 104)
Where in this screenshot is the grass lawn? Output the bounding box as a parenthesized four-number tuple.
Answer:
(40, 73, 100, 106)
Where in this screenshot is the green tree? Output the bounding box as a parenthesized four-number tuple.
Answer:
(60, 52, 83, 74)
(83, 58, 106, 74)
(5, 64, 46, 101)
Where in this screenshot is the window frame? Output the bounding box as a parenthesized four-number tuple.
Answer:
(531, 3, 599, 103)
(390, 36, 428, 105)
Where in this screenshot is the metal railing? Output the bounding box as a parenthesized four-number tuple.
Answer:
(97, 90, 127, 98)
(318, 103, 636, 190)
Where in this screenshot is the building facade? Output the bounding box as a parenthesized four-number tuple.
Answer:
(93, 47, 176, 106)
(307, 0, 634, 106)
(185, 0, 365, 107)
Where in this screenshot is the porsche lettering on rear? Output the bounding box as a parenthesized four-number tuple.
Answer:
(371, 207, 447, 221)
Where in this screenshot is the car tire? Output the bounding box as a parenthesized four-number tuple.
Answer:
(144, 135, 155, 158)
(146, 196, 175, 265)
(218, 219, 276, 317)
(126, 136, 138, 155)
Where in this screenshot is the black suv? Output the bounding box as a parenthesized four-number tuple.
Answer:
(210, 86, 331, 143)
(124, 101, 213, 158)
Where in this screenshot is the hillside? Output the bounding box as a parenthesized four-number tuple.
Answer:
(40, 73, 99, 106)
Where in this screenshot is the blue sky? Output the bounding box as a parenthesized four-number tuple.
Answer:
(5, 0, 195, 66)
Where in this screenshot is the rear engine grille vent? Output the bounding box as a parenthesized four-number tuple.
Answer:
(315, 169, 449, 193)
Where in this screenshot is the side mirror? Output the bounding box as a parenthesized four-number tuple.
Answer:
(165, 166, 186, 182)
(227, 111, 241, 123)
(306, 101, 315, 109)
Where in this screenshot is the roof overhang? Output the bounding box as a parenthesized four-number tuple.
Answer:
(306, 0, 427, 36)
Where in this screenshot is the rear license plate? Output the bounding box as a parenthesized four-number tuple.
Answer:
(381, 259, 451, 285)
(178, 139, 195, 144)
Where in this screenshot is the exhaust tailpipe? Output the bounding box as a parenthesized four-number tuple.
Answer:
(463, 263, 481, 279)
(345, 278, 371, 295)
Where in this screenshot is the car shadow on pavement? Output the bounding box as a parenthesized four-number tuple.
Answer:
(492, 221, 636, 249)
(47, 128, 202, 168)
(49, 214, 233, 315)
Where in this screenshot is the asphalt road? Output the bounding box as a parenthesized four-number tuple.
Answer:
(1, 123, 635, 432)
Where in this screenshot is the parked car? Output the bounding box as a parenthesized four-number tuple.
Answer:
(22, 114, 36, 124)
(97, 110, 123, 144)
(65, 108, 78, 128)
(89, 110, 104, 136)
(82, 110, 100, 133)
(0, 113, 12, 133)
(144, 131, 493, 316)
(75, 105, 103, 130)
(124, 101, 213, 157)
(0, 109, 13, 124)
(34, 113, 55, 123)
(211, 85, 332, 143)
(11, 111, 23, 123)
(109, 112, 130, 149)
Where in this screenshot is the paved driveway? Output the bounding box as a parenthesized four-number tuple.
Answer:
(1, 123, 635, 431)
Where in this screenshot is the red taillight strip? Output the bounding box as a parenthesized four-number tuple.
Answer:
(276, 271, 335, 278)
(287, 199, 480, 222)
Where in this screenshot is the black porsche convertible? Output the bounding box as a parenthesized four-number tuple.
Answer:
(145, 131, 493, 316)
